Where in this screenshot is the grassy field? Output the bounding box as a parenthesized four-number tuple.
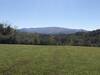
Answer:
(0, 45, 100, 75)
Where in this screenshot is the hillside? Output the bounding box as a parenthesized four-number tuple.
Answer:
(0, 23, 100, 46)
(67, 29, 100, 46)
(18, 27, 86, 34)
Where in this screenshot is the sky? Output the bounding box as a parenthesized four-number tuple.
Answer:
(0, 0, 100, 30)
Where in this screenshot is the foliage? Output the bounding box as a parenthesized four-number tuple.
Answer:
(0, 23, 16, 44)
(0, 23, 100, 47)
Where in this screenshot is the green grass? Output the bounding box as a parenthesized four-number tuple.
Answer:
(0, 45, 100, 75)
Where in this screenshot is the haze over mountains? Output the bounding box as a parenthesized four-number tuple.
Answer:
(18, 27, 86, 34)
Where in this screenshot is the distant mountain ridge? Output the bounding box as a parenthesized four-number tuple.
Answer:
(18, 27, 86, 34)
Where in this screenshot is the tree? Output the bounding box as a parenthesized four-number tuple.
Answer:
(0, 23, 16, 44)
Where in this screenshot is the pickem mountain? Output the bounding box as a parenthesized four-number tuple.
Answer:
(18, 27, 86, 34)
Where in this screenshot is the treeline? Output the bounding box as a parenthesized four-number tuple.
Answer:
(66, 30, 100, 46)
(0, 23, 100, 47)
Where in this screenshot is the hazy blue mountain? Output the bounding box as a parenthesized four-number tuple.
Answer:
(18, 27, 86, 34)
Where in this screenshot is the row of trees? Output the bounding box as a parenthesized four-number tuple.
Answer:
(0, 23, 100, 47)
(66, 30, 100, 46)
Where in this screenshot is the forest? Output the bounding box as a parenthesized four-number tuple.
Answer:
(0, 23, 100, 47)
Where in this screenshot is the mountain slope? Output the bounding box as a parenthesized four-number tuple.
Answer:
(18, 27, 86, 34)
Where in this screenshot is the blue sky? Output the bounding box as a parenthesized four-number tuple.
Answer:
(0, 0, 100, 30)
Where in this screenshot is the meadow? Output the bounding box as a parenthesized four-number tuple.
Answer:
(0, 44, 100, 75)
